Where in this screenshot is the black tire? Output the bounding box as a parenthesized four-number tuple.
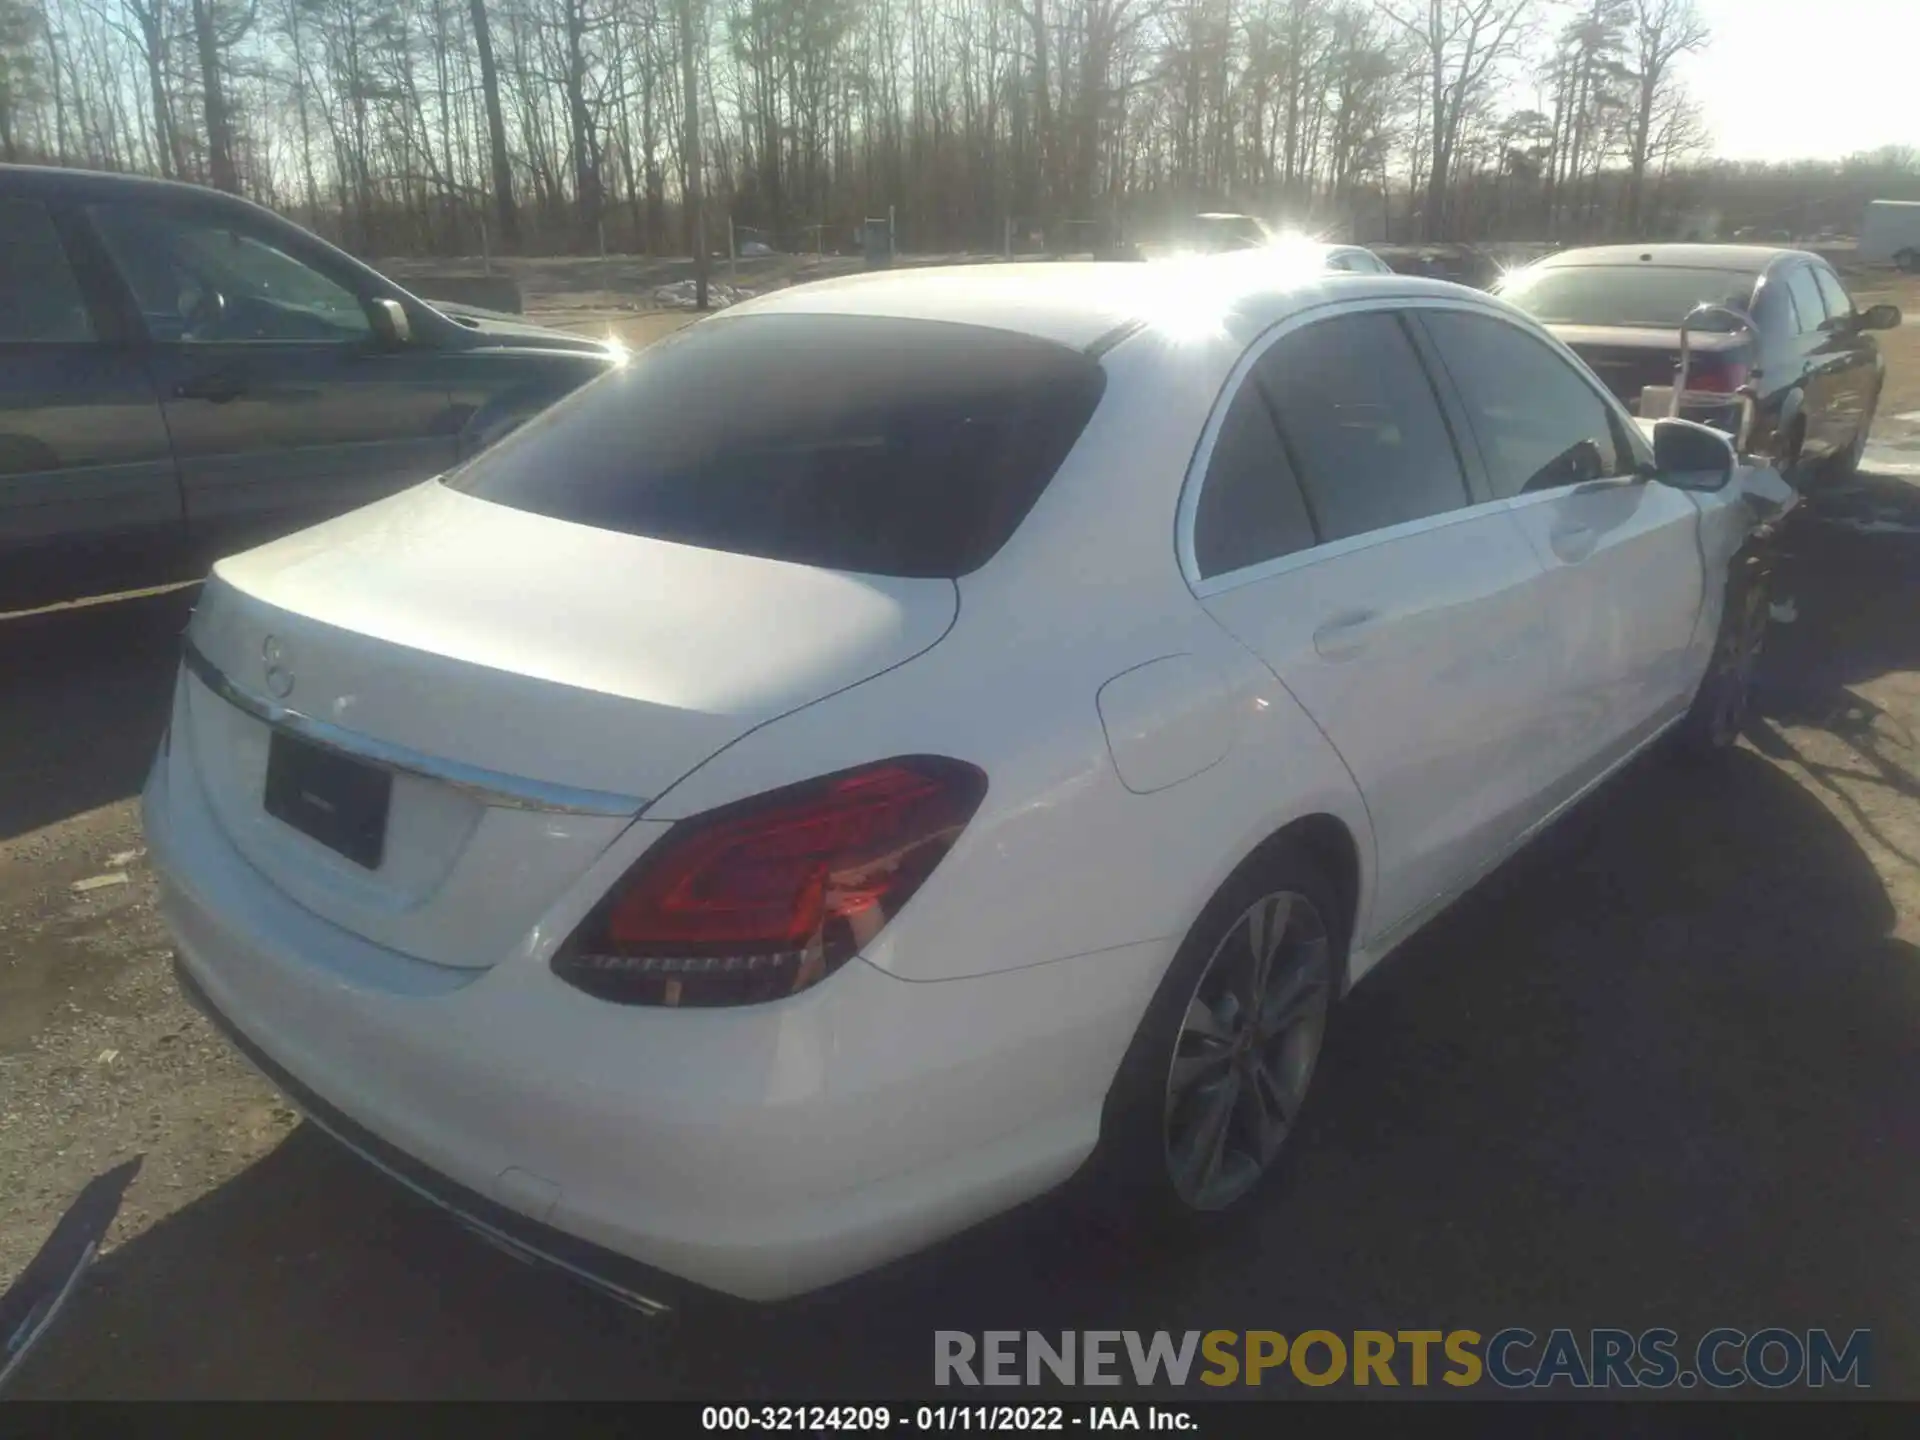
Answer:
(1082, 841, 1348, 1235)
(1676, 548, 1771, 757)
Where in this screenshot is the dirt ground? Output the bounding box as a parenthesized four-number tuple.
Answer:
(2, 275, 1918, 1398)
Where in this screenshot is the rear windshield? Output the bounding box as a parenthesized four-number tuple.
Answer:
(1498, 265, 1760, 331)
(446, 313, 1106, 578)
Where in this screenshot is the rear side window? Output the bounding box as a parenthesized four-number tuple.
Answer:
(448, 314, 1106, 578)
(1421, 310, 1631, 498)
(0, 198, 94, 343)
(1192, 380, 1315, 578)
(1752, 278, 1794, 342)
(1255, 313, 1470, 542)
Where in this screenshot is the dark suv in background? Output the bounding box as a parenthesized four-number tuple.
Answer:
(1, 165, 619, 614)
(1498, 244, 1900, 483)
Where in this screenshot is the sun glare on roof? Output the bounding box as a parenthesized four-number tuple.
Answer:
(1133, 258, 1245, 345)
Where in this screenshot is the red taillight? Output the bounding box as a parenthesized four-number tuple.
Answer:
(1679, 354, 1751, 394)
(555, 757, 987, 1007)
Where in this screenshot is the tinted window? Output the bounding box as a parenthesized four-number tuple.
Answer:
(1500, 265, 1759, 331)
(1812, 266, 1854, 323)
(1193, 381, 1316, 577)
(449, 314, 1106, 579)
(88, 203, 371, 344)
(1785, 268, 1827, 333)
(1256, 312, 1469, 541)
(0, 199, 94, 343)
(1423, 310, 1630, 498)
(1752, 278, 1795, 342)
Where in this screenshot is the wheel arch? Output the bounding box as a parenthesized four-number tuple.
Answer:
(1775, 387, 1809, 459)
(1209, 812, 1365, 994)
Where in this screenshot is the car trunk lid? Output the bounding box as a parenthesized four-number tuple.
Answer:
(176, 481, 957, 969)
(1548, 324, 1752, 408)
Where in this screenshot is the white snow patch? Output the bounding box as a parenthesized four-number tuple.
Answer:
(651, 279, 750, 310)
(1861, 448, 1920, 477)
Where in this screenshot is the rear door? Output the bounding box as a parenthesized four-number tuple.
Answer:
(0, 193, 181, 613)
(78, 197, 460, 565)
(1185, 304, 1562, 938)
(1419, 306, 1703, 788)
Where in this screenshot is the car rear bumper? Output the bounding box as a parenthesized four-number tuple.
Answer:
(170, 955, 687, 1314)
(143, 724, 1169, 1302)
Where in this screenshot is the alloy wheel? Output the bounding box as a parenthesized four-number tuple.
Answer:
(1162, 890, 1332, 1211)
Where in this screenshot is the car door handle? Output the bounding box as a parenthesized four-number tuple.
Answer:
(175, 372, 245, 403)
(1312, 610, 1381, 661)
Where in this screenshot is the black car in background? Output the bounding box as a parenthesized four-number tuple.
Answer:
(1, 165, 620, 614)
(1372, 243, 1503, 290)
(1498, 244, 1900, 483)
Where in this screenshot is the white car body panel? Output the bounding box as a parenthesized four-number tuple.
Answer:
(1501, 478, 1705, 793)
(1095, 655, 1241, 795)
(1197, 504, 1561, 942)
(182, 483, 955, 967)
(145, 265, 1781, 1302)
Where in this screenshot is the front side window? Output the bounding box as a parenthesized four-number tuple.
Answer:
(1192, 378, 1316, 578)
(448, 313, 1106, 579)
(0, 198, 95, 344)
(87, 203, 371, 344)
(1812, 267, 1854, 325)
(1784, 268, 1828, 335)
(1422, 310, 1632, 498)
(1254, 312, 1470, 542)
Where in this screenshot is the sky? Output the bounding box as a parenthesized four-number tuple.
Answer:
(1685, 0, 1919, 161)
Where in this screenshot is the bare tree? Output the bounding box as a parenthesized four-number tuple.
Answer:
(4, 0, 1850, 261)
(466, 0, 517, 248)
(1378, 0, 1528, 239)
(1623, 0, 1704, 233)
(679, 0, 706, 305)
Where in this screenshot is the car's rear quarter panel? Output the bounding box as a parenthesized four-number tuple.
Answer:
(637, 332, 1377, 985)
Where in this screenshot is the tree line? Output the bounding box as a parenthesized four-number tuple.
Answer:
(0, 0, 1915, 258)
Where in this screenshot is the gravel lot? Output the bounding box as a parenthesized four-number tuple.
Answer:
(3, 294, 1918, 1398)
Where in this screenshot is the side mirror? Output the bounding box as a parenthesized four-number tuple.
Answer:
(1651, 417, 1735, 491)
(1859, 302, 1902, 332)
(368, 297, 412, 348)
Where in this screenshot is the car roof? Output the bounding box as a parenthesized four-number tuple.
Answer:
(0, 162, 247, 208)
(716, 259, 1472, 351)
(1533, 243, 1816, 274)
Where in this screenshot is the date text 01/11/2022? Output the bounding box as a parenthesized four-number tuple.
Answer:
(700, 1407, 1198, 1432)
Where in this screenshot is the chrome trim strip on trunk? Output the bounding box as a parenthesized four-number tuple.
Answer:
(179, 637, 647, 819)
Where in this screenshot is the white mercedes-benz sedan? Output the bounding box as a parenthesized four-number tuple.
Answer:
(145, 259, 1793, 1307)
